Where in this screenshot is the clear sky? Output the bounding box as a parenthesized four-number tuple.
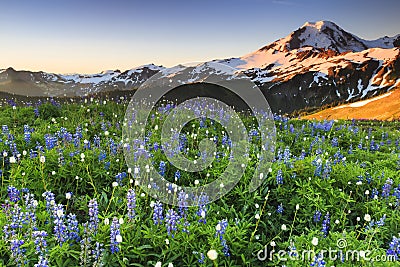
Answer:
(1, 0, 399, 74)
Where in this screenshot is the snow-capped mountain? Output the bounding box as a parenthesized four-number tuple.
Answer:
(0, 64, 164, 97)
(1, 20, 399, 114)
(59, 64, 164, 86)
(213, 21, 400, 112)
(254, 21, 399, 54)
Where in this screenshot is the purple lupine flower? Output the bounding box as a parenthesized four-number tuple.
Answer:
(298, 150, 306, 160)
(283, 147, 292, 167)
(44, 134, 57, 150)
(24, 192, 38, 230)
(104, 161, 110, 170)
(9, 141, 20, 158)
(358, 140, 363, 150)
(153, 142, 160, 151)
(179, 134, 187, 152)
(331, 137, 338, 147)
(165, 209, 179, 237)
(198, 252, 205, 263)
(98, 151, 106, 162)
(289, 124, 295, 133)
(371, 188, 379, 199)
(321, 212, 330, 237)
(310, 253, 326, 266)
(30, 149, 38, 159)
(73, 137, 81, 148)
(159, 161, 166, 176)
(100, 122, 107, 131)
(32, 231, 48, 255)
(276, 170, 283, 185)
(153, 201, 163, 225)
(88, 199, 99, 234)
(34, 256, 49, 267)
(215, 219, 230, 256)
(277, 203, 284, 214)
(382, 178, 393, 198)
(221, 239, 230, 256)
(33, 107, 40, 117)
(3, 224, 14, 241)
(2, 125, 9, 135)
(127, 189, 136, 220)
(333, 150, 345, 165)
(322, 160, 332, 179)
(375, 214, 386, 227)
(7, 186, 21, 203)
(309, 135, 319, 152)
(75, 126, 83, 139)
(67, 213, 80, 242)
(196, 193, 209, 224)
(174, 170, 181, 181)
(387, 236, 400, 260)
(93, 135, 101, 147)
(108, 138, 118, 155)
(249, 129, 259, 141)
(10, 239, 26, 266)
(24, 125, 31, 144)
(110, 217, 121, 254)
(312, 157, 323, 177)
(181, 220, 190, 234)
(42, 191, 55, 215)
(288, 242, 298, 258)
(393, 185, 400, 207)
(348, 144, 353, 154)
(215, 219, 228, 241)
(277, 148, 283, 161)
(370, 139, 379, 151)
(53, 204, 67, 246)
(365, 172, 372, 184)
(79, 227, 92, 266)
(313, 210, 322, 222)
(10, 204, 25, 231)
(83, 139, 91, 149)
(177, 191, 188, 218)
(92, 242, 104, 264)
(23, 192, 38, 210)
(115, 172, 127, 186)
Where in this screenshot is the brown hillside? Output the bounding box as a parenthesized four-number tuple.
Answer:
(303, 86, 400, 121)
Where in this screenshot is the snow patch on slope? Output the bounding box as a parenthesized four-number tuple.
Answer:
(334, 91, 393, 109)
(363, 35, 400, 49)
(59, 64, 164, 85)
(61, 70, 121, 84)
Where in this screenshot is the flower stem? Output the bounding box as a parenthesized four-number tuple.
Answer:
(250, 190, 270, 242)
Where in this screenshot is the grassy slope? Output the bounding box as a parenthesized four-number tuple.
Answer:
(303, 86, 400, 120)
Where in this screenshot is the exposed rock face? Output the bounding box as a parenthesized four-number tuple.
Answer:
(248, 49, 400, 113)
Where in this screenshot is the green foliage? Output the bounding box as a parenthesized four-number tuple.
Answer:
(38, 103, 61, 120)
(0, 99, 399, 266)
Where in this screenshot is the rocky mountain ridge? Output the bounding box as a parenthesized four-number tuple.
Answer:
(1, 20, 399, 113)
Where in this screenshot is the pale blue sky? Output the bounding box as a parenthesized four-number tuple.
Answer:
(1, 0, 399, 73)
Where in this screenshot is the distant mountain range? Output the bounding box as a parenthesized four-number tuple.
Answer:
(1, 20, 399, 114)
(0, 64, 163, 97)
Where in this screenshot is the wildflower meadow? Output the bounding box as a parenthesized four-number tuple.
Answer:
(0, 96, 400, 266)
